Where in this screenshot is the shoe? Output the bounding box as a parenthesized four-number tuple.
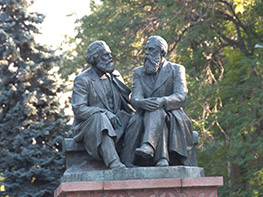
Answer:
(156, 159, 169, 167)
(109, 159, 126, 169)
(124, 162, 137, 168)
(135, 143, 154, 159)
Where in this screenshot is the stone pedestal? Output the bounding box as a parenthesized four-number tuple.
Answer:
(55, 177, 223, 197)
(55, 166, 223, 197)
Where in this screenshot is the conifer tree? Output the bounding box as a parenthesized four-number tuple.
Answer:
(0, 0, 70, 196)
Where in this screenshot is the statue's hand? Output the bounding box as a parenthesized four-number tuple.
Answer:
(155, 97, 166, 108)
(138, 98, 165, 111)
(105, 110, 122, 129)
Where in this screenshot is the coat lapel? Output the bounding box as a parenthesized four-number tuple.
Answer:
(89, 68, 111, 110)
(152, 61, 171, 94)
(112, 75, 131, 96)
(112, 76, 134, 113)
(141, 72, 155, 95)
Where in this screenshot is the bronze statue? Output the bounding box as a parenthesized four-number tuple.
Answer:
(123, 36, 197, 167)
(71, 41, 133, 169)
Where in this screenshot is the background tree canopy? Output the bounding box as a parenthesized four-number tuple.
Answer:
(62, 0, 263, 196)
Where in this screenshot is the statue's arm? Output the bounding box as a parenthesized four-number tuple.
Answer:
(131, 68, 165, 111)
(71, 76, 106, 120)
(164, 65, 188, 111)
(131, 69, 144, 110)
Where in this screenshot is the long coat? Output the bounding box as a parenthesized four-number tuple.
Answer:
(131, 60, 196, 166)
(71, 67, 133, 160)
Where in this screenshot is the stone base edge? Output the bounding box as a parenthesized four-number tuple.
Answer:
(54, 176, 223, 197)
(62, 166, 205, 182)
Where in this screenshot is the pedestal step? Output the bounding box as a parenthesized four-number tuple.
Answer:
(54, 177, 223, 197)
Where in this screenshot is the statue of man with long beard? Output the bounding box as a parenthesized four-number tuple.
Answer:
(71, 41, 133, 169)
(123, 36, 197, 167)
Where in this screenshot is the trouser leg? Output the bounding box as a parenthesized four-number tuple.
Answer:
(120, 114, 143, 167)
(143, 109, 169, 162)
(80, 112, 116, 160)
(154, 122, 169, 163)
(99, 132, 120, 168)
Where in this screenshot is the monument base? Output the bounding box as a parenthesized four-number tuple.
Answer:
(62, 166, 205, 182)
(54, 177, 223, 197)
(55, 166, 223, 197)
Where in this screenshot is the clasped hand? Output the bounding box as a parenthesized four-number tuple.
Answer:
(105, 110, 122, 129)
(137, 97, 165, 111)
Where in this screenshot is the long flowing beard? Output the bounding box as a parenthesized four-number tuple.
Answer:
(97, 60, 114, 74)
(143, 55, 161, 74)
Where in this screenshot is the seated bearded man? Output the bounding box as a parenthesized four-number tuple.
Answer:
(123, 36, 197, 167)
(71, 41, 133, 169)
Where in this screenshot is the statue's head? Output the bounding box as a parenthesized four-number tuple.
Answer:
(85, 40, 114, 74)
(144, 36, 168, 74)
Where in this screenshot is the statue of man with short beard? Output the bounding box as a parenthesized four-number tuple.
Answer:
(71, 41, 133, 169)
(123, 36, 197, 167)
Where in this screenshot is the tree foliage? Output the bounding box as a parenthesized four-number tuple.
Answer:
(63, 0, 263, 196)
(0, 0, 70, 196)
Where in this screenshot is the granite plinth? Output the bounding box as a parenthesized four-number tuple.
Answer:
(62, 166, 205, 182)
(55, 176, 223, 197)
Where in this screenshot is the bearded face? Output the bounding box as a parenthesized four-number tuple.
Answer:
(143, 42, 163, 75)
(95, 44, 115, 74)
(144, 54, 161, 74)
(96, 58, 114, 74)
